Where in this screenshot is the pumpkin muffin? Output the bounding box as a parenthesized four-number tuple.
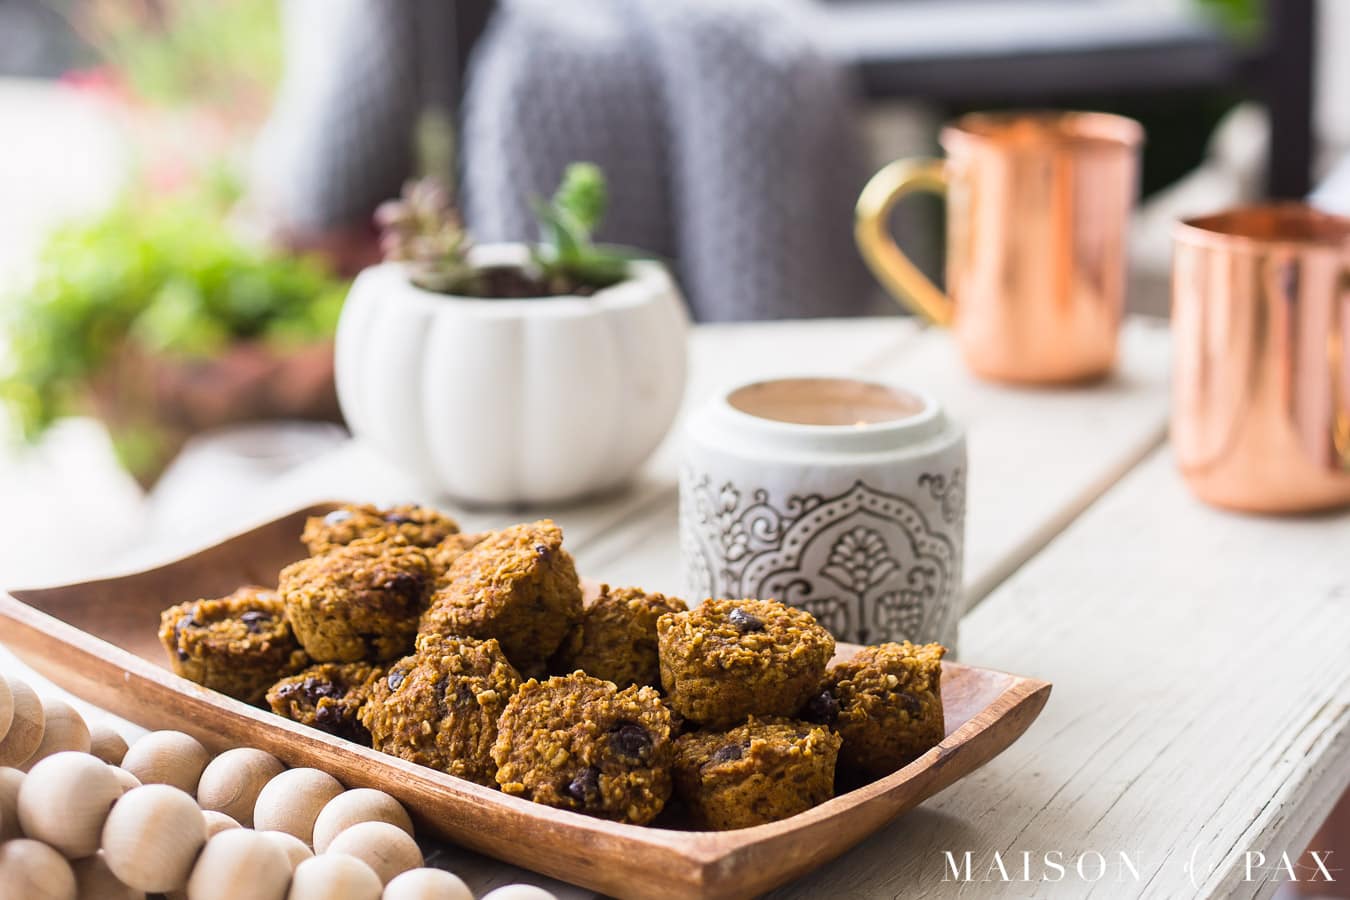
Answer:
(551, 585, 687, 688)
(672, 718, 841, 830)
(302, 503, 460, 555)
(657, 598, 834, 728)
(420, 520, 583, 674)
(360, 635, 521, 786)
(426, 531, 491, 580)
(267, 661, 384, 744)
(815, 641, 946, 777)
(492, 673, 674, 824)
(158, 586, 308, 704)
(279, 537, 433, 662)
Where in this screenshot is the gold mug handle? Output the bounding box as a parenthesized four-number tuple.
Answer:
(854, 158, 954, 326)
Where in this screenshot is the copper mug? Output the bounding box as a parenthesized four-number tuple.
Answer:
(1172, 204, 1350, 513)
(856, 111, 1144, 383)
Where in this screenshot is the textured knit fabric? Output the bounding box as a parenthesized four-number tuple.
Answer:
(254, 0, 871, 321)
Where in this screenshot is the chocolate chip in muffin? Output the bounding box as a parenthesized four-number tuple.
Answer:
(802, 690, 840, 725)
(567, 766, 601, 805)
(710, 743, 744, 764)
(610, 721, 653, 763)
(728, 607, 764, 634)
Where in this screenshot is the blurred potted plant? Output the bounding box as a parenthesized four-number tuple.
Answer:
(336, 163, 688, 506)
(0, 180, 347, 484)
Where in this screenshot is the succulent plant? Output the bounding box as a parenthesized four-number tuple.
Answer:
(374, 179, 481, 294)
(376, 163, 638, 297)
(531, 162, 634, 294)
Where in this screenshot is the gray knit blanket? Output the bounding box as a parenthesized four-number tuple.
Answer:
(254, 0, 870, 321)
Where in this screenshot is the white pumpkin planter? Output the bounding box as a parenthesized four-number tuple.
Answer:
(335, 245, 689, 506)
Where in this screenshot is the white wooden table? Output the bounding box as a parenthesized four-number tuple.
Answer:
(4, 316, 1348, 899)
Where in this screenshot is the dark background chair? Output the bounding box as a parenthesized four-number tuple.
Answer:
(444, 0, 1314, 197)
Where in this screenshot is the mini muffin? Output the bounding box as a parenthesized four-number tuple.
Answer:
(657, 598, 834, 728)
(492, 673, 674, 824)
(279, 537, 433, 662)
(672, 718, 841, 830)
(158, 586, 309, 704)
(426, 531, 490, 580)
(360, 635, 521, 785)
(302, 503, 460, 555)
(267, 661, 384, 744)
(420, 520, 583, 674)
(551, 585, 688, 688)
(814, 641, 946, 777)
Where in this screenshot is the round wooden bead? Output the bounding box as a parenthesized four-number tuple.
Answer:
(88, 723, 129, 766)
(71, 852, 145, 900)
(0, 673, 15, 741)
(253, 767, 343, 845)
(323, 820, 422, 886)
(480, 887, 557, 900)
(0, 680, 44, 767)
(261, 830, 313, 871)
(21, 699, 91, 771)
(0, 838, 77, 900)
(18, 751, 124, 858)
(196, 747, 284, 827)
(286, 853, 382, 900)
(101, 784, 207, 892)
(383, 868, 474, 900)
(109, 764, 141, 794)
(312, 788, 414, 852)
(0, 766, 24, 842)
(186, 828, 292, 900)
(202, 810, 241, 838)
(121, 731, 209, 794)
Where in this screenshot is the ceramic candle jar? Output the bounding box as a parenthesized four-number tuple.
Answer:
(680, 377, 966, 650)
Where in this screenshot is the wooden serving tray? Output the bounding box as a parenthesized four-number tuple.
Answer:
(0, 504, 1051, 900)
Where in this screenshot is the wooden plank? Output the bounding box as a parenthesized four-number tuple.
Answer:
(769, 449, 1350, 899)
(583, 318, 1173, 608)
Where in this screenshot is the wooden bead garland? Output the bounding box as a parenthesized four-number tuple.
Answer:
(0, 766, 23, 842)
(70, 852, 145, 900)
(101, 783, 207, 893)
(88, 723, 129, 766)
(261, 829, 314, 871)
(0, 673, 14, 740)
(0, 838, 77, 900)
(252, 767, 344, 845)
(323, 820, 423, 885)
(0, 680, 46, 767)
(196, 747, 285, 827)
(18, 751, 123, 858)
(203, 810, 242, 838)
(0, 676, 491, 900)
(384, 868, 476, 900)
(120, 730, 209, 794)
(186, 828, 292, 900)
(480, 886, 559, 900)
(286, 853, 383, 900)
(21, 699, 91, 771)
(311, 787, 414, 852)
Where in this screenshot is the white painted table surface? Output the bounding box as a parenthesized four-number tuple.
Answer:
(5, 315, 1348, 899)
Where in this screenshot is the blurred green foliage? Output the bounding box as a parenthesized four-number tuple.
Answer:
(1194, 0, 1264, 41)
(0, 178, 346, 447)
(65, 0, 282, 110)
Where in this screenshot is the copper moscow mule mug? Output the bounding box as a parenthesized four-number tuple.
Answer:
(1172, 204, 1350, 513)
(856, 111, 1144, 383)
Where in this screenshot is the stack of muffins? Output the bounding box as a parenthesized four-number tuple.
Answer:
(158, 504, 947, 830)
